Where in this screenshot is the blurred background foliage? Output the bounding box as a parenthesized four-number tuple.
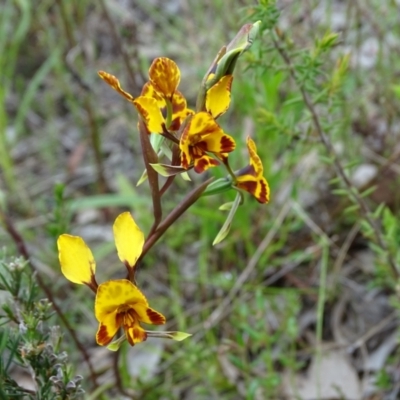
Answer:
(2, 0, 400, 399)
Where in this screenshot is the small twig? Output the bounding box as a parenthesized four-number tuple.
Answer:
(332, 222, 360, 289)
(98, 0, 145, 94)
(159, 145, 181, 197)
(272, 32, 399, 279)
(112, 348, 136, 398)
(0, 211, 100, 389)
(84, 97, 109, 195)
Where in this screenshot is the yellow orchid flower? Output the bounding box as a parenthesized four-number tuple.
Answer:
(95, 279, 165, 346)
(234, 137, 270, 204)
(179, 111, 236, 173)
(99, 58, 192, 134)
(134, 57, 193, 133)
(57, 212, 166, 346)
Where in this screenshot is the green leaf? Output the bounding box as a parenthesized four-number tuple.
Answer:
(145, 330, 192, 341)
(168, 331, 192, 341)
(213, 192, 242, 245)
(136, 169, 148, 186)
(150, 163, 187, 177)
(219, 202, 234, 211)
(202, 177, 232, 197)
(360, 185, 377, 198)
(107, 335, 126, 351)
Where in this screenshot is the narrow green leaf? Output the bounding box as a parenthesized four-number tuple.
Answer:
(219, 202, 234, 211)
(202, 177, 232, 197)
(150, 163, 187, 177)
(213, 192, 242, 245)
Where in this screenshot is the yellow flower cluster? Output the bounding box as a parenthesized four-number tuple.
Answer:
(99, 56, 270, 203)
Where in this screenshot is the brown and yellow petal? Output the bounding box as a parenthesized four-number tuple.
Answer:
(149, 57, 180, 99)
(236, 176, 270, 204)
(96, 309, 120, 346)
(193, 155, 220, 173)
(179, 117, 193, 169)
(141, 82, 164, 107)
(201, 131, 236, 154)
(184, 112, 223, 140)
(247, 137, 264, 176)
(95, 279, 148, 322)
(125, 320, 148, 346)
(57, 234, 96, 285)
(134, 96, 165, 133)
(235, 137, 270, 204)
(205, 75, 233, 119)
(113, 212, 144, 269)
(170, 90, 193, 131)
(98, 71, 135, 103)
(135, 306, 166, 325)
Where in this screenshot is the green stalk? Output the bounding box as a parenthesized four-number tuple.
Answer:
(316, 239, 329, 399)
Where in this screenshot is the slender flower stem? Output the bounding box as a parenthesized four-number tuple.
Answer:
(138, 118, 162, 237)
(165, 98, 173, 129)
(222, 158, 237, 183)
(98, 0, 144, 93)
(140, 177, 214, 261)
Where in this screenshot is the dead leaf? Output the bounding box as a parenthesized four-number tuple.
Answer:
(284, 348, 361, 400)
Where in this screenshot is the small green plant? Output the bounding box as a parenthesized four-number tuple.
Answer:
(0, 251, 84, 399)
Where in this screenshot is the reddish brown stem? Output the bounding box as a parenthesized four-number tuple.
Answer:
(140, 177, 213, 260)
(138, 119, 163, 237)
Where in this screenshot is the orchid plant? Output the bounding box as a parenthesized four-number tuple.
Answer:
(58, 21, 270, 350)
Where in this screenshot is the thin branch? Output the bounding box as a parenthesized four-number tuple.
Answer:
(140, 177, 213, 261)
(271, 32, 399, 279)
(98, 0, 145, 94)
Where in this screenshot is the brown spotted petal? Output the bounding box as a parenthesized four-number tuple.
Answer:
(149, 57, 180, 99)
(98, 71, 135, 103)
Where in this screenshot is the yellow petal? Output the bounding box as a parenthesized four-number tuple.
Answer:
(98, 71, 135, 102)
(96, 309, 120, 346)
(205, 75, 233, 119)
(149, 57, 180, 99)
(95, 279, 149, 322)
(57, 234, 96, 285)
(113, 212, 144, 269)
(134, 96, 164, 133)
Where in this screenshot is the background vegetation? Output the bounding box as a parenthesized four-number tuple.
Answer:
(1, 0, 400, 399)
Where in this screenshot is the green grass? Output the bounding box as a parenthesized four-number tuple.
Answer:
(2, 0, 400, 399)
